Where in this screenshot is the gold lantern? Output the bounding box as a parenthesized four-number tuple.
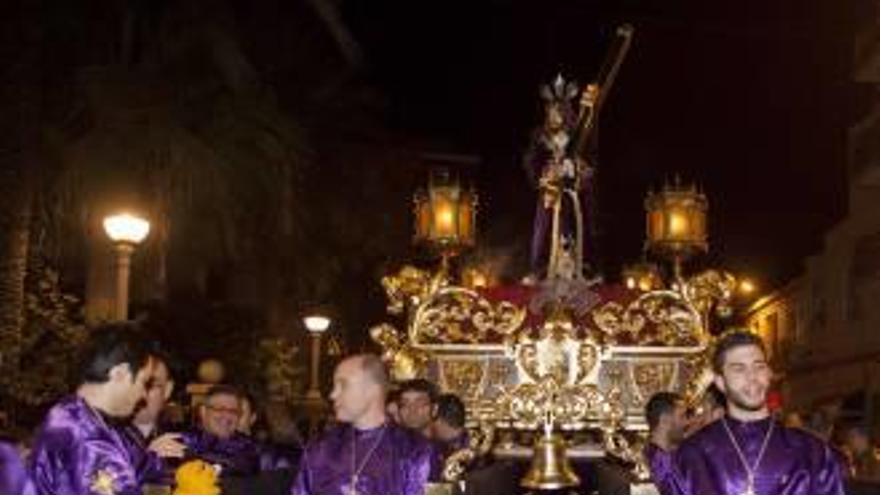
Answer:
(644, 180, 708, 278)
(413, 169, 477, 264)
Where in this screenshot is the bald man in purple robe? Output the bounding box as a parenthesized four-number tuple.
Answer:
(292, 354, 439, 495)
(29, 325, 156, 495)
(670, 331, 846, 495)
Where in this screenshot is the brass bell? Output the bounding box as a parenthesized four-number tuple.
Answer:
(521, 429, 580, 490)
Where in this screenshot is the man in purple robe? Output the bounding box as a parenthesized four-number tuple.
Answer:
(671, 331, 846, 495)
(292, 354, 439, 495)
(181, 384, 261, 476)
(2, 441, 35, 495)
(256, 401, 304, 473)
(432, 393, 469, 459)
(397, 379, 438, 440)
(236, 392, 258, 437)
(643, 391, 689, 494)
(29, 324, 156, 495)
(119, 350, 185, 487)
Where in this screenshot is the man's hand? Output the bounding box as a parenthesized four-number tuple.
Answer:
(147, 433, 186, 458)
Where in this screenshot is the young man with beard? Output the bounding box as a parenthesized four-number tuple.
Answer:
(29, 324, 156, 495)
(671, 331, 846, 495)
(292, 354, 438, 495)
(397, 379, 438, 439)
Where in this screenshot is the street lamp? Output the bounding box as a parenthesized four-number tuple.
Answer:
(103, 213, 150, 321)
(303, 314, 331, 401)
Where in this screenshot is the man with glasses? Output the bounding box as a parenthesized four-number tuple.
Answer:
(182, 384, 260, 476)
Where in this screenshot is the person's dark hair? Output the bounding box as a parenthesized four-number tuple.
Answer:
(79, 323, 151, 384)
(205, 384, 243, 402)
(146, 342, 177, 381)
(239, 388, 256, 409)
(399, 378, 438, 403)
(436, 393, 466, 429)
(846, 423, 871, 439)
(386, 388, 401, 405)
(704, 383, 727, 409)
(712, 331, 767, 373)
(645, 392, 683, 431)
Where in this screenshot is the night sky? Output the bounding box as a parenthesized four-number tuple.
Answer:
(339, 0, 858, 288)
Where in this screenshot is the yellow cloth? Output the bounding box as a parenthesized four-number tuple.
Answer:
(172, 460, 221, 495)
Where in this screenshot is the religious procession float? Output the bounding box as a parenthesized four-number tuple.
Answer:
(370, 25, 739, 493)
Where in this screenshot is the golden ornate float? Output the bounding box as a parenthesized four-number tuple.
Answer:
(373, 24, 737, 491)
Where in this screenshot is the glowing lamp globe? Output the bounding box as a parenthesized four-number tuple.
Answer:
(103, 213, 150, 245)
(303, 315, 331, 334)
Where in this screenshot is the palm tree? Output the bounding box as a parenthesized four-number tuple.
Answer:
(53, 0, 311, 311)
(0, 1, 48, 387)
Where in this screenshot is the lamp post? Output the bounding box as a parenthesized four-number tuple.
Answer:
(303, 314, 331, 401)
(103, 213, 150, 321)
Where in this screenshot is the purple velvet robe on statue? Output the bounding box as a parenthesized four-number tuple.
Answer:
(29, 396, 142, 495)
(291, 422, 438, 495)
(671, 416, 846, 495)
(1, 441, 35, 495)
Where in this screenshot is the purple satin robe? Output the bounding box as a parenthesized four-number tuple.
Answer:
(118, 424, 171, 485)
(1, 441, 35, 495)
(644, 443, 675, 495)
(292, 422, 438, 495)
(30, 396, 142, 495)
(672, 416, 846, 495)
(180, 429, 260, 477)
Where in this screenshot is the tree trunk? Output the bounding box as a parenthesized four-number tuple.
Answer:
(0, 0, 43, 398)
(0, 161, 32, 384)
